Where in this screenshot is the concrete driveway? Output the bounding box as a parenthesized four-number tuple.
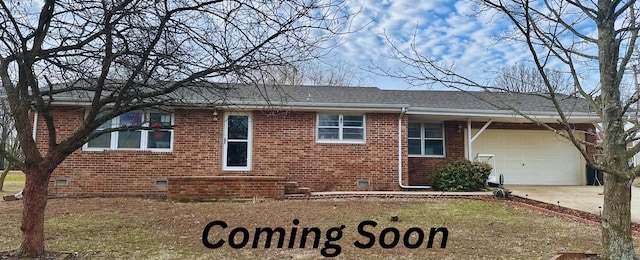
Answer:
(510, 185, 640, 223)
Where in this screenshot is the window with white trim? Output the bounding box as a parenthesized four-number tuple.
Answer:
(84, 111, 174, 151)
(317, 114, 365, 143)
(408, 122, 445, 157)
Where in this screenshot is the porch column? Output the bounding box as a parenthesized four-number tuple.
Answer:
(467, 118, 472, 159)
(467, 119, 493, 160)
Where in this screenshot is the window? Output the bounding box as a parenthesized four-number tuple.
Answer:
(408, 122, 445, 157)
(317, 114, 365, 143)
(86, 113, 112, 149)
(84, 111, 174, 151)
(223, 113, 252, 171)
(116, 111, 143, 149)
(147, 113, 172, 149)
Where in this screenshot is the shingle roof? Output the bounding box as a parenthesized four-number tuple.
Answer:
(381, 89, 592, 112)
(49, 81, 595, 114)
(221, 84, 594, 113)
(221, 84, 398, 105)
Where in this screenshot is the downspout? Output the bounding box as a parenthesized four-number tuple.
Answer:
(398, 107, 431, 189)
(32, 111, 38, 141)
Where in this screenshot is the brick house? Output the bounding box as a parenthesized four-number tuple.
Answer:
(39, 84, 599, 200)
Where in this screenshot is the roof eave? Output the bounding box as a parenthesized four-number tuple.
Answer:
(49, 99, 411, 112)
(47, 100, 599, 123)
(407, 107, 600, 123)
(208, 100, 411, 112)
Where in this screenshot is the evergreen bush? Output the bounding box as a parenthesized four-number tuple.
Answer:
(431, 160, 492, 191)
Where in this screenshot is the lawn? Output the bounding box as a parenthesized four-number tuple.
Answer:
(0, 171, 24, 197)
(0, 177, 636, 259)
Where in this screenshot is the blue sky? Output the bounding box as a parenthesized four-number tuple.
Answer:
(21, 0, 610, 92)
(326, 0, 537, 90)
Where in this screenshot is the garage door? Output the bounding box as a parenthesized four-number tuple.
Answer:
(470, 129, 585, 185)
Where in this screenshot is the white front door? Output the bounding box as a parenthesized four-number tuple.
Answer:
(223, 113, 252, 171)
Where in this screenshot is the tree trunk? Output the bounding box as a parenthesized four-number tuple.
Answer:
(18, 167, 50, 257)
(0, 166, 8, 191)
(601, 172, 638, 259)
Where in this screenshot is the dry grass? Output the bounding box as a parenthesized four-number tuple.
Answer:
(3, 177, 640, 259)
(2, 195, 631, 259)
(0, 171, 24, 197)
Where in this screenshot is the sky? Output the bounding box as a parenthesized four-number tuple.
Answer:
(17, 0, 613, 93)
(325, 0, 548, 90)
(18, 0, 525, 91)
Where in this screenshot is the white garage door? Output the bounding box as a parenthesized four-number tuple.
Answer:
(470, 129, 585, 185)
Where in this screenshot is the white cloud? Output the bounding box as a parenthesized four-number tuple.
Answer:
(327, 0, 609, 90)
(327, 0, 514, 89)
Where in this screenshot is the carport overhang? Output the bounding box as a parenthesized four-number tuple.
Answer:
(405, 107, 600, 160)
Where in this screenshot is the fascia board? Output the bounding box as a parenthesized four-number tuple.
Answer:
(47, 101, 94, 106)
(49, 99, 411, 113)
(407, 108, 600, 120)
(215, 101, 410, 112)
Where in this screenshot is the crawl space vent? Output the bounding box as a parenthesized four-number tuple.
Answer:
(357, 180, 370, 187)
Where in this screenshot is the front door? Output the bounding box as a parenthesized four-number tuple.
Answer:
(223, 113, 252, 171)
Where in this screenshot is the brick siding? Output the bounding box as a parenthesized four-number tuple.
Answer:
(407, 121, 465, 185)
(44, 108, 222, 197)
(251, 111, 407, 192)
(39, 106, 597, 198)
(43, 107, 408, 198)
(166, 176, 286, 200)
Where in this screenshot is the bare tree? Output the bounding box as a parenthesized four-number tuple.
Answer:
(380, 1, 640, 258)
(305, 60, 367, 86)
(0, 133, 23, 192)
(255, 60, 367, 86)
(494, 64, 573, 94)
(0, 0, 350, 257)
(0, 99, 23, 192)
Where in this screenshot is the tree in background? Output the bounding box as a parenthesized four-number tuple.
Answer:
(0, 0, 350, 257)
(0, 100, 23, 192)
(493, 64, 573, 94)
(382, 1, 640, 258)
(256, 60, 368, 86)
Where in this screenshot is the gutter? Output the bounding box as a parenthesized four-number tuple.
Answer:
(221, 104, 405, 113)
(407, 108, 599, 120)
(172, 101, 409, 113)
(398, 107, 431, 189)
(48, 100, 411, 113)
(45, 99, 600, 120)
(215, 100, 411, 110)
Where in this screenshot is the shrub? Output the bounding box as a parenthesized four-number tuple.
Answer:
(431, 160, 492, 192)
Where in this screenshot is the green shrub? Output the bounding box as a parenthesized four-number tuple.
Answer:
(431, 160, 492, 192)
